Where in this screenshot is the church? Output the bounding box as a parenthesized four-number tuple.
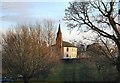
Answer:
(53, 24, 78, 59)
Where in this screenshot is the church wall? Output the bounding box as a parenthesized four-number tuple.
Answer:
(63, 47, 77, 59)
(55, 23, 78, 59)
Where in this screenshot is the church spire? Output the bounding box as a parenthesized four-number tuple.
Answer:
(58, 20, 61, 33)
(58, 23, 61, 33)
(57, 20, 62, 36)
(56, 21, 62, 58)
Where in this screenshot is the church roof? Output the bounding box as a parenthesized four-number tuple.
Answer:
(51, 41, 76, 47)
(56, 23, 62, 38)
(58, 24, 61, 33)
(62, 41, 76, 47)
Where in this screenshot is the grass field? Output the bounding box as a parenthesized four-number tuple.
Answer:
(46, 60, 117, 81)
(2, 59, 118, 83)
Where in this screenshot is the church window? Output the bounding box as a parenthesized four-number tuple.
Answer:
(67, 47, 69, 51)
(66, 54, 68, 57)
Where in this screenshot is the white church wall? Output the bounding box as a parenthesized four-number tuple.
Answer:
(63, 47, 77, 59)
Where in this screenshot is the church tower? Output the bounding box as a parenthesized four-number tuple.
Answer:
(56, 23, 62, 57)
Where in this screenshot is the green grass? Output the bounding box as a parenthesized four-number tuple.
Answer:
(46, 64, 63, 81)
(3, 81, 63, 83)
(3, 60, 118, 82)
(46, 60, 117, 81)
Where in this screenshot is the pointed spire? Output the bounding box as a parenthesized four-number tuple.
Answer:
(58, 20, 61, 33)
(58, 24, 61, 32)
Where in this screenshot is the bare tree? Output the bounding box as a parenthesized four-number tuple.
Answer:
(64, 0, 120, 75)
(42, 19, 56, 46)
(2, 23, 59, 83)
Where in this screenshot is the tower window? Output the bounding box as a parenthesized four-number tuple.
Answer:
(67, 47, 69, 52)
(118, 9, 120, 15)
(66, 54, 68, 57)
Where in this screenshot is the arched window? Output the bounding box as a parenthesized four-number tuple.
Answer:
(66, 54, 68, 57)
(67, 47, 69, 51)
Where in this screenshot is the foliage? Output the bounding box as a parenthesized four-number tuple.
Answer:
(2, 21, 59, 83)
(47, 60, 117, 81)
(64, 0, 120, 74)
(64, 1, 120, 81)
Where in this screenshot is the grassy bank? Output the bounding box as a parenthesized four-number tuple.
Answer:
(2, 59, 117, 83)
(47, 59, 117, 81)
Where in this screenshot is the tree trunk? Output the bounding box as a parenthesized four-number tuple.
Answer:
(116, 51, 120, 71)
(23, 76, 29, 83)
(116, 41, 120, 82)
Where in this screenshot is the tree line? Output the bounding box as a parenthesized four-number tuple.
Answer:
(64, 0, 120, 82)
(2, 20, 60, 83)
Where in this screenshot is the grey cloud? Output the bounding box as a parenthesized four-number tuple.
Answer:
(2, 0, 72, 2)
(2, 2, 36, 22)
(3, 2, 32, 14)
(3, 15, 37, 23)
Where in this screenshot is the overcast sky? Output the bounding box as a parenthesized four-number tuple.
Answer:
(0, 0, 97, 44)
(1, 0, 119, 44)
